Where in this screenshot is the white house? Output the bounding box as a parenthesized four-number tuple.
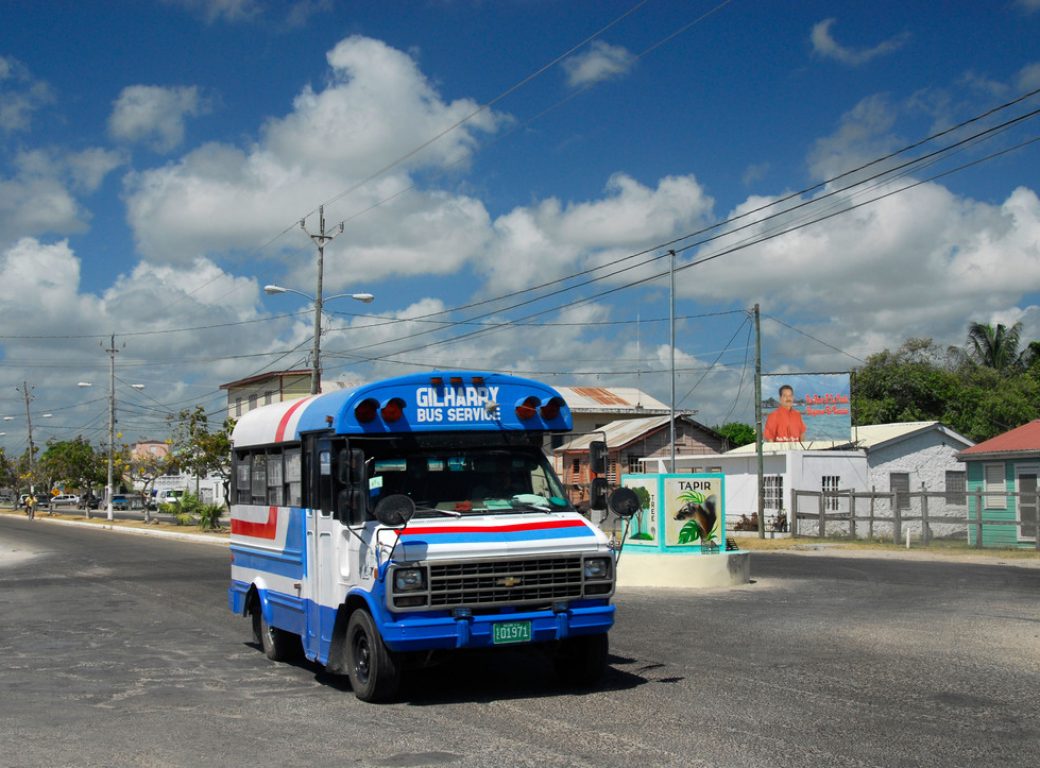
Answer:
(639, 449, 870, 531)
(639, 421, 973, 536)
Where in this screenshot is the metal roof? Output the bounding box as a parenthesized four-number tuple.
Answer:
(555, 386, 668, 413)
(959, 419, 1040, 458)
(556, 414, 704, 452)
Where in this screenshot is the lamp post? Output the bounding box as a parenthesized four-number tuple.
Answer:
(264, 283, 374, 394)
(78, 377, 143, 521)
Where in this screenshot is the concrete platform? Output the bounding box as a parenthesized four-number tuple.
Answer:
(616, 549, 751, 589)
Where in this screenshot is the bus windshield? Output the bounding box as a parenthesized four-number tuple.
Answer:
(358, 438, 573, 517)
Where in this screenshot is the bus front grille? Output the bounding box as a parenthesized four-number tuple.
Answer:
(428, 556, 583, 608)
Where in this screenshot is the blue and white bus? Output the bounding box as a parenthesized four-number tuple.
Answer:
(228, 371, 635, 701)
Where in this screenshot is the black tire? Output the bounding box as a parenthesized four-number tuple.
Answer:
(346, 609, 400, 703)
(251, 606, 295, 662)
(555, 633, 609, 688)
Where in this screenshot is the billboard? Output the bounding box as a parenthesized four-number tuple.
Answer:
(620, 474, 725, 552)
(760, 373, 851, 443)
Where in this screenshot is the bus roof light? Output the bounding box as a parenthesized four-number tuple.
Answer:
(515, 396, 539, 421)
(540, 396, 564, 421)
(381, 397, 405, 423)
(355, 398, 379, 424)
(472, 376, 485, 386)
(450, 376, 464, 386)
(430, 376, 443, 386)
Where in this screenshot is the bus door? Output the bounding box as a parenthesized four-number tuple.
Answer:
(304, 435, 341, 662)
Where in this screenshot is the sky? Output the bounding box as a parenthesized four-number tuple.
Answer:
(1, 0, 1040, 453)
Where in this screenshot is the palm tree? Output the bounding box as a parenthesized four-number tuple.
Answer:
(966, 321, 1025, 373)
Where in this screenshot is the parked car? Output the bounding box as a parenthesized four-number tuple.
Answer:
(50, 493, 80, 507)
(152, 489, 186, 509)
(110, 494, 130, 511)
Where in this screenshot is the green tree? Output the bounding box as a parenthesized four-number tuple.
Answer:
(854, 330, 1040, 443)
(169, 407, 235, 508)
(714, 422, 755, 448)
(0, 448, 16, 496)
(38, 437, 106, 497)
(965, 321, 1025, 374)
(852, 338, 963, 425)
(128, 443, 178, 522)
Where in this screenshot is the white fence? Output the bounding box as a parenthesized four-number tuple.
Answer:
(791, 488, 1039, 550)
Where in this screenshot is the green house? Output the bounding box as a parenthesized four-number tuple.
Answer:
(957, 420, 1039, 548)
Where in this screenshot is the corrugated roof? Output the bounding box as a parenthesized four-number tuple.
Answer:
(960, 419, 1040, 456)
(556, 386, 668, 412)
(556, 414, 694, 451)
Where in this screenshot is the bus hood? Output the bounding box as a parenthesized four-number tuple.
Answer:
(386, 513, 609, 562)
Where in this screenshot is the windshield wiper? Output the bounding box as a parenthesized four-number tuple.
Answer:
(412, 503, 462, 518)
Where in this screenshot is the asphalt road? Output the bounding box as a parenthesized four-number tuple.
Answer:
(1, 516, 1037, 768)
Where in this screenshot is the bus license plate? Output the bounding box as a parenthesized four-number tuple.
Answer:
(492, 620, 532, 645)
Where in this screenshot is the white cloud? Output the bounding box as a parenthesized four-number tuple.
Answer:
(122, 36, 503, 269)
(562, 41, 635, 88)
(0, 153, 89, 246)
(109, 85, 208, 153)
(678, 181, 1040, 371)
(0, 56, 54, 134)
(807, 94, 899, 181)
(1016, 0, 1040, 13)
(163, 0, 262, 24)
(811, 18, 909, 67)
(482, 173, 714, 293)
(1016, 62, 1040, 92)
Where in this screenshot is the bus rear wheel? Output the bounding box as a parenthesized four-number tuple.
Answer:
(346, 609, 400, 703)
(252, 605, 294, 662)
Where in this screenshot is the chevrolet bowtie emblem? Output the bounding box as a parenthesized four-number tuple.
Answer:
(497, 576, 522, 588)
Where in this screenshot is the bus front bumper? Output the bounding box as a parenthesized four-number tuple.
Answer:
(377, 602, 615, 652)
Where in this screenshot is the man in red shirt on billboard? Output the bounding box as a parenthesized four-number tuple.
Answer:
(764, 384, 806, 442)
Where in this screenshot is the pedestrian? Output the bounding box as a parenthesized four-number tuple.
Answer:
(25, 492, 37, 520)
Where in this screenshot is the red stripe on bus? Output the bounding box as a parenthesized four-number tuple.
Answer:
(274, 397, 310, 443)
(231, 506, 278, 539)
(400, 519, 587, 536)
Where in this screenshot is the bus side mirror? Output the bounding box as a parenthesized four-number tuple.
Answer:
(589, 440, 608, 475)
(607, 486, 640, 519)
(338, 448, 368, 525)
(590, 477, 608, 510)
(374, 494, 415, 528)
(337, 448, 366, 485)
(340, 487, 368, 526)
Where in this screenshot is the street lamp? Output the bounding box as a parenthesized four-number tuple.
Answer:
(78, 372, 144, 522)
(264, 282, 374, 395)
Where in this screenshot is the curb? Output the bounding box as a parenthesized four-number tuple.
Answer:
(3, 511, 230, 548)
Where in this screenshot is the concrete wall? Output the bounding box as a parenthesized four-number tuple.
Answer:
(867, 430, 966, 496)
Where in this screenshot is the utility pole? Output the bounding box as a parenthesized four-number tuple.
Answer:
(17, 381, 35, 494)
(300, 205, 344, 395)
(669, 249, 676, 472)
(106, 333, 117, 522)
(754, 304, 765, 538)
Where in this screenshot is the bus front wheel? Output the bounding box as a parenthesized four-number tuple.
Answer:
(346, 609, 400, 703)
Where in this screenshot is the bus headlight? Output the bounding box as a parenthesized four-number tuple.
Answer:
(393, 567, 427, 592)
(583, 557, 611, 581)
